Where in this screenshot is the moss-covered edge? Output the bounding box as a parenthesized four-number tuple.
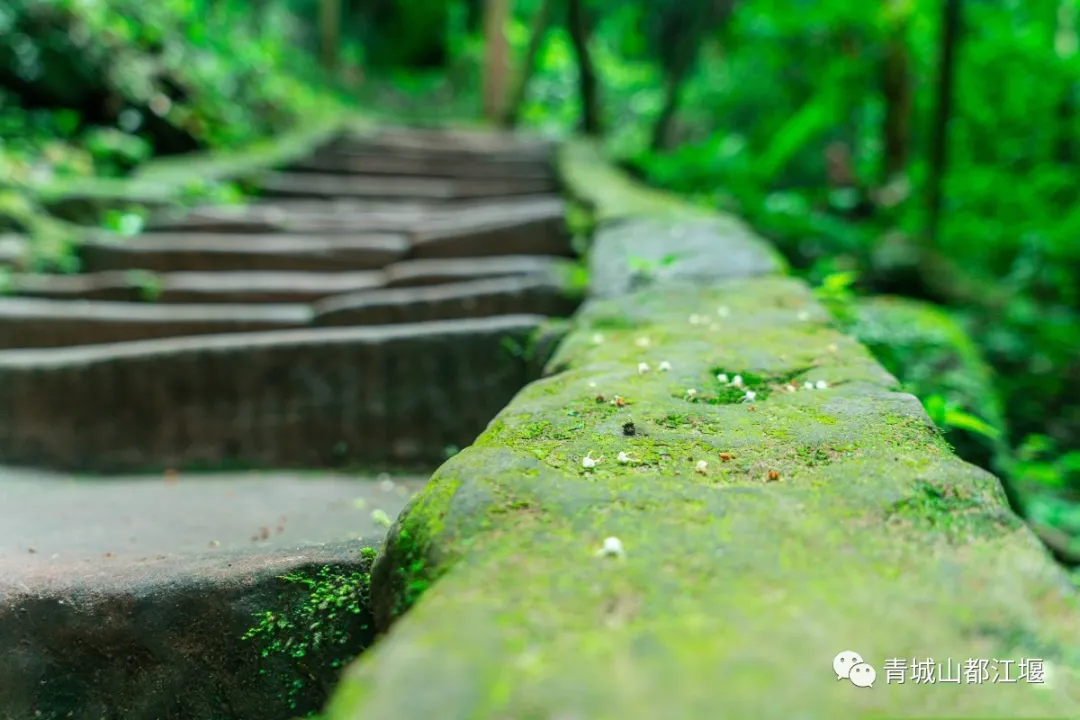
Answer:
(366, 137, 798, 626)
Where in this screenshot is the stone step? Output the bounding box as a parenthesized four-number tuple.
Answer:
(0, 315, 546, 472)
(330, 128, 554, 160)
(257, 172, 555, 201)
(411, 197, 568, 258)
(384, 255, 569, 287)
(0, 467, 425, 719)
(292, 152, 555, 180)
(79, 232, 410, 273)
(0, 297, 311, 348)
(9, 270, 386, 303)
(146, 200, 439, 234)
(314, 275, 579, 326)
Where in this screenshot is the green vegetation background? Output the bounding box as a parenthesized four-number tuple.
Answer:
(1, 0, 1078, 553)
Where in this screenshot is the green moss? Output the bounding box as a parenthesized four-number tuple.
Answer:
(328, 245, 1078, 719)
(243, 552, 377, 714)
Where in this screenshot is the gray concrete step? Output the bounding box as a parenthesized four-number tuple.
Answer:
(0, 315, 547, 472)
(0, 467, 426, 719)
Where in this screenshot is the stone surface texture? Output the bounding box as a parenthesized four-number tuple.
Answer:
(0, 469, 423, 720)
(325, 139, 1080, 719)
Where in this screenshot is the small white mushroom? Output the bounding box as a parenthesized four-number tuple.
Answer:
(815, 380, 829, 390)
(730, 375, 744, 388)
(582, 452, 602, 469)
(658, 360, 672, 372)
(741, 390, 756, 403)
(716, 373, 729, 384)
(597, 536, 625, 558)
(637, 362, 650, 375)
(695, 460, 708, 474)
(617, 451, 636, 464)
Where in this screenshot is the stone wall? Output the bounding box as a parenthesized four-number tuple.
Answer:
(323, 140, 1080, 718)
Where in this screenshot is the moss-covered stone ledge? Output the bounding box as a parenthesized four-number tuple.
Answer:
(324, 142, 1080, 719)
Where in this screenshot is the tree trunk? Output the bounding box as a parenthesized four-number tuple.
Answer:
(924, 0, 962, 249)
(320, 0, 341, 72)
(1054, 0, 1078, 162)
(567, 0, 601, 135)
(650, 47, 696, 151)
(881, 0, 914, 183)
(505, 0, 556, 128)
(483, 0, 512, 123)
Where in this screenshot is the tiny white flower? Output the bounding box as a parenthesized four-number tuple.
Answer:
(638, 362, 650, 374)
(582, 451, 602, 469)
(695, 460, 708, 474)
(815, 380, 829, 390)
(597, 536, 625, 558)
(730, 375, 744, 388)
(741, 390, 756, 403)
(617, 451, 634, 464)
(804, 381, 814, 390)
(785, 384, 797, 392)
(686, 388, 698, 398)
(635, 337, 651, 347)
(716, 373, 729, 384)
(716, 306, 730, 317)
(797, 310, 810, 321)
(591, 333, 604, 344)
(658, 360, 672, 372)
(588, 381, 597, 389)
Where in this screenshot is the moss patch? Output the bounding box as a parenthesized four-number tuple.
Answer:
(244, 551, 377, 716)
(334, 276, 1080, 719)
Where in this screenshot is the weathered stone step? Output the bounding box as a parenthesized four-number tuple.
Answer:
(146, 200, 438, 234)
(0, 297, 311, 348)
(384, 255, 569, 287)
(411, 197, 568, 258)
(257, 172, 555, 201)
(0, 315, 546, 472)
(79, 232, 410, 273)
(314, 275, 580, 326)
(292, 152, 555, 180)
(0, 467, 425, 719)
(8, 270, 386, 303)
(328, 127, 554, 161)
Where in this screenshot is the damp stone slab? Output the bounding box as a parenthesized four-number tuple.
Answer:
(0, 468, 427, 720)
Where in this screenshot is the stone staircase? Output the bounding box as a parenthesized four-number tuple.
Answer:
(0, 126, 581, 473)
(0, 126, 586, 720)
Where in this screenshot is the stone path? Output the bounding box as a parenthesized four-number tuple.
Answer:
(0, 126, 579, 720)
(0, 126, 578, 472)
